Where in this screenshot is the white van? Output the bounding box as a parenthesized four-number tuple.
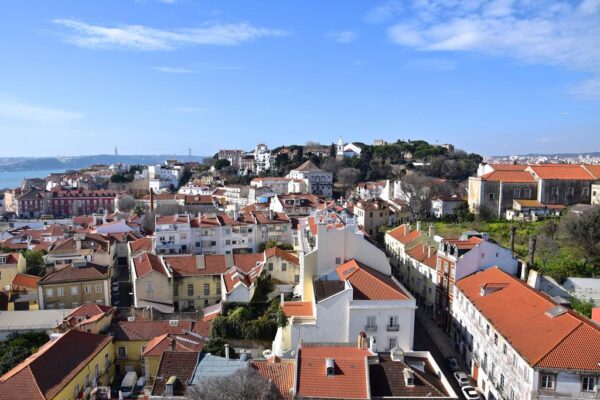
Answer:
(120, 371, 138, 398)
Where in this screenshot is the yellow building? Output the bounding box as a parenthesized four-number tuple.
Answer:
(37, 262, 111, 310)
(113, 319, 195, 377)
(0, 329, 115, 400)
(7, 273, 40, 311)
(141, 333, 204, 382)
(0, 252, 26, 290)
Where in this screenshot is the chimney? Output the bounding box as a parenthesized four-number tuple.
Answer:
(428, 224, 435, 238)
(269, 210, 274, 220)
(150, 188, 155, 212)
(427, 245, 432, 258)
(75, 238, 82, 251)
(224, 344, 230, 360)
(416, 221, 421, 232)
(280, 293, 285, 305)
(325, 358, 335, 376)
(521, 261, 529, 281)
(509, 225, 516, 256)
(357, 331, 367, 349)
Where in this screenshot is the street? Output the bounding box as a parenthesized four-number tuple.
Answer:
(414, 316, 467, 400)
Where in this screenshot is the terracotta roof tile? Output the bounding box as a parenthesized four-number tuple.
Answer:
(163, 255, 228, 277)
(251, 360, 294, 400)
(264, 247, 299, 265)
(480, 170, 536, 183)
(457, 268, 600, 372)
(386, 225, 422, 244)
(281, 301, 313, 317)
(39, 263, 108, 284)
(113, 320, 194, 341)
(337, 260, 409, 301)
(11, 273, 40, 290)
(133, 252, 169, 278)
(296, 345, 372, 399)
(151, 351, 200, 397)
(527, 164, 595, 180)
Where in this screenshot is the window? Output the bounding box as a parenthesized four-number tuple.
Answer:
(335, 257, 341, 265)
(216, 285, 221, 295)
(57, 287, 64, 297)
(583, 187, 590, 198)
(94, 364, 99, 380)
(500, 374, 505, 391)
(187, 284, 194, 296)
(95, 284, 102, 293)
(268, 262, 273, 271)
(494, 333, 498, 345)
(85, 373, 90, 388)
(366, 316, 376, 330)
(281, 262, 287, 271)
(105, 353, 110, 369)
(524, 188, 532, 197)
(72, 302, 79, 308)
(388, 337, 397, 350)
(84, 285, 92, 294)
(74, 384, 80, 398)
(552, 187, 559, 197)
(204, 284, 210, 296)
(174, 284, 179, 297)
(145, 282, 154, 292)
(567, 187, 575, 196)
(502, 342, 507, 354)
(204, 299, 209, 306)
(71, 286, 78, 296)
(513, 188, 521, 198)
(489, 193, 495, 200)
(582, 376, 597, 392)
(117, 347, 127, 359)
(540, 374, 555, 390)
(294, 274, 300, 284)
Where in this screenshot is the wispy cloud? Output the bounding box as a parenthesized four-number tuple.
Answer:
(386, 0, 600, 99)
(53, 19, 288, 51)
(365, 1, 403, 24)
(0, 98, 82, 124)
(153, 66, 196, 74)
(327, 30, 357, 44)
(404, 57, 457, 71)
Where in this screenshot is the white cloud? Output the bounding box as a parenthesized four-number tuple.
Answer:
(153, 66, 196, 74)
(0, 98, 82, 124)
(327, 31, 357, 44)
(53, 19, 288, 51)
(365, 1, 403, 24)
(386, 0, 600, 99)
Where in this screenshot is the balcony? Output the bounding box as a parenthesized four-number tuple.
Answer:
(364, 325, 377, 332)
(386, 324, 400, 332)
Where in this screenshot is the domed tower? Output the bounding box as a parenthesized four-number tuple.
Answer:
(336, 136, 344, 159)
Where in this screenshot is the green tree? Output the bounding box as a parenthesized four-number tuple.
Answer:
(214, 159, 231, 170)
(22, 250, 45, 277)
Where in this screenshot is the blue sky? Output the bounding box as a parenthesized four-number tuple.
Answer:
(0, 0, 599, 157)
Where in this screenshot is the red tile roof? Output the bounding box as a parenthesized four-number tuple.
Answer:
(583, 165, 600, 179)
(114, 320, 194, 341)
(163, 255, 228, 277)
(264, 247, 299, 266)
(480, 170, 536, 183)
(527, 164, 595, 180)
(457, 268, 600, 372)
(281, 301, 313, 317)
(296, 345, 372, 399)
(0, 252, 20, 264)
(142, 333, 204, 357)
(251, 360, 294, 400)
(65, 303, 114, 328)
(337, 260, 409, 301)
(11, 273, 40, 290)
(129, 236, 154, 252)
(133, 252, 169, 278)
(386, 224, 422, 245)
(39, 263, 108, 284)
(151, 351, 200, 397)
(0, 330, 112, 400)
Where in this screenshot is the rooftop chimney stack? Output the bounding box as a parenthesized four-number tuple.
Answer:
(416, 221, 421, 232)
(224, 344, 230, 360)
(428, 224, 435, 238)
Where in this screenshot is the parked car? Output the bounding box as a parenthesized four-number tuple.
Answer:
(445, 356, 460, 371)
(453, 371, 469, 386)
(461, 385, 480, 399)
(120, 371, 138, 398)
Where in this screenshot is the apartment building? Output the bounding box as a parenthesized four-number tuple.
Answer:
(270, 193, 325, 217)
(131, 252, 174, 313)
(0, 252, 26, 290)
(452, 268, 600, 400)
(0, 329, 115, 400)
(154, 214, 192, 255)
(38, 262, 111, 309)
(14, 187, 117, 218)
(435, 234, 518, 330)
(272, 213, 416, 356)
(355, 180, 387, 200)
(163, 254, 227, 310)
(217, 149, 244, 169)
(384, 222, 427, 274)
(287, 161, 333, 197)
(45, 233, 115, 268)
(254, 143, 275, 174)
(353, 197, 393, 237)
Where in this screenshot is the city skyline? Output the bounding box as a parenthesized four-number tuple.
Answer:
(1, 0, 600, 157)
